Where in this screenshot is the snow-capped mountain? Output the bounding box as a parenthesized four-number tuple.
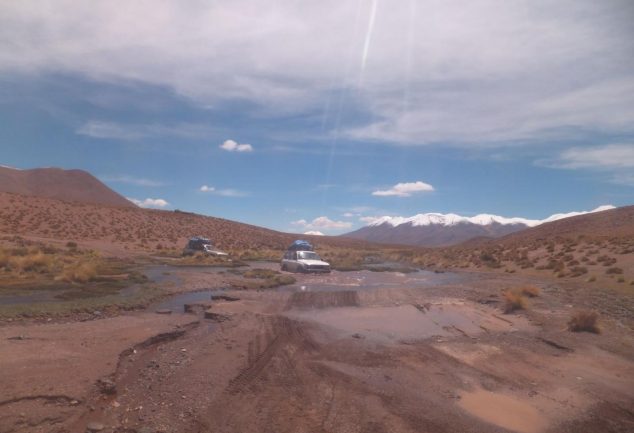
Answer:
(344, 205, 615, 246)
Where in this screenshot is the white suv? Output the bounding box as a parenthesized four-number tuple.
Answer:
(281, 250, 331, 273)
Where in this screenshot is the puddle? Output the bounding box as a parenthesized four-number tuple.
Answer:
(286, 302, 521, 342)
(149, 289, 226, 313)
(142, 265, 184, 285)
(458, 388, 548, 433)
(0, 291, 60, 304)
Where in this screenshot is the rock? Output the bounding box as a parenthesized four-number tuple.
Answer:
(155, 309, 172, 314)
(351, 333, 365, 339)
(211, 294, 240, 302)
(183, 301, 213, 313)
(86, 421, 105, 432)
(7, 335, 26, 340)
(96, 378, 117, 395)
(204, 310, 230, 322)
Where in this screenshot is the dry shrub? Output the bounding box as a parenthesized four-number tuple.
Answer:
(56, 261, 98, 283)
(7, 251, 55, 273)
(519, 285, 540, 297)
(0, 249, 8, 268)
(503, 288, 527, 313)
(568, 310, 600, 333)
(606, 267, 623, 275)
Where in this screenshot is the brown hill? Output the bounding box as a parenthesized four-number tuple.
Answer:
(0, 166, 135, 208)
(496, 204, 634, 246)
(0, 192, 369, 254)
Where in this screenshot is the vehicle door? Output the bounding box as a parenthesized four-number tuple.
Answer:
(290, 251, 300, 272)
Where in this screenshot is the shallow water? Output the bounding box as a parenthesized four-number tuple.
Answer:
(149, 289, 226, 313)
(286, 302, 517, 342)
(279, 269, 463, 293)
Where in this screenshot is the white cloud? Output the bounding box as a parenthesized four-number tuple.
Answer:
(304, 230, 325, 236)
(372, 181, 434, 197)
(2, 1, 632, 146)
(220, 139, 253, 152)
(359, 216, 382, 224)
(101, 175, 166, 187)
(292, 216, 352, 230)
(127, 197, 169, 208)
(342, 212, 354, 217)
(199, 185, 248, 197)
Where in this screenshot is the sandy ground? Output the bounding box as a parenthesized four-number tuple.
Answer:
(1, 268, 633, 433)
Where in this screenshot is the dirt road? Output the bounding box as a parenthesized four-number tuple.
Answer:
(1, 268, 633, 433)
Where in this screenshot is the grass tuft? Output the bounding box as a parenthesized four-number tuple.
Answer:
(568, 310, 600, 333)
(519, 285, 541, 297)
(56, 261, 98, 283)
(503, 288, 527, 313)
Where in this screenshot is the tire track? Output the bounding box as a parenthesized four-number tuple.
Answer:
(225, 316, 317, 395)
(285, 290, 360, 310)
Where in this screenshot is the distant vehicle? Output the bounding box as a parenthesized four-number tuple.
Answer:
(281, 240, 330, 273)
(183, 236, 228, 257)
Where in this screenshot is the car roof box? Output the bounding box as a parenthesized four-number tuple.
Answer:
(287, 239, 314, 251)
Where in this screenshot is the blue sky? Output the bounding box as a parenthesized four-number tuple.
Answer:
(1, 1, 633, 234)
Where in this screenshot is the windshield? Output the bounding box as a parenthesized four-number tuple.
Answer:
(297, 251, 320, 260)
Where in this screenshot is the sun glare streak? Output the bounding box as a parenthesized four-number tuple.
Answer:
(402, 0, 416, 115)
(359, 0, 378, 86)
(321, 0, 365, 212)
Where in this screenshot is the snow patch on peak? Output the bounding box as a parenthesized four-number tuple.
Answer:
(542, 205, 616, 223)
(365, 205, 614, 228)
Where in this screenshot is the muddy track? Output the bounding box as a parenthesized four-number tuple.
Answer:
(226, 316, 318, 394)
(285, 290, 360, 310)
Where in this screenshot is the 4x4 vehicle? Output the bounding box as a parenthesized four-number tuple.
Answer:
(182, 236, 228, 256)
(281, 249, 331, 273)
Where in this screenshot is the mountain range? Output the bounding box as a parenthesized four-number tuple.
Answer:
(344, 206, 615, 246)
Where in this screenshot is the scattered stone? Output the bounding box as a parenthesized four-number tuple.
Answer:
(93, 311, 102, 316)
(7, 335, 26, 340)
(96, 377, 117, 395)
(112, 401, 121, 408)
(211, 294, 240, 302)
(156, 309, 172, 315)
(86, 421, 105, 432)
(184, 301, 213, 313)
(70, 400, 79, 406)
(351, 333, 365, 339)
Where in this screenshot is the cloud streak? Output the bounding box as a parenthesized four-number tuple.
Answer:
(77, 121, 217, 140)
(199, 185, 248, 197)
(100, 175, 166, 187)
